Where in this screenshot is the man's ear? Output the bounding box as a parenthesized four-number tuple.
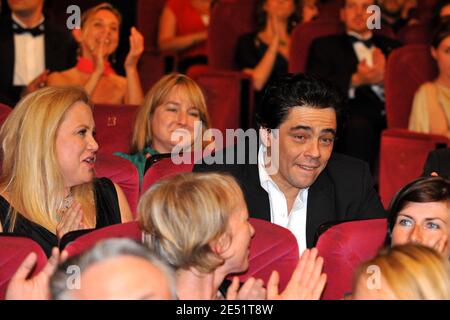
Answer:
(259, 127, 272, 149)
(72, 28, 83, 44)
(431, 46, 437, 60)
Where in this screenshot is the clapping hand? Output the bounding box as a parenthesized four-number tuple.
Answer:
(6, 247, 68, 300)
(226, 276, 266, 300)
(124, 27, 144, 71)
(266, 248, 327, 300)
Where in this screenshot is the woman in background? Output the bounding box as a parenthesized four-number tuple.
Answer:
(115, 73, 211, 184)
(48, 2, 144, 105)
(158, 0, 212, 73)
(409, 19, 450, 138)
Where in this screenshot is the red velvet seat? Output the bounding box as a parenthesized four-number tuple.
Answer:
(0, 235, 47, 300)
(397, 24, 431, 45)
(289, 21, 343, 73)
(95, 155, 140, 216)
(92, 103, 138, 157)
(381, 45, 448, 207)
(0, 103, 12, 127)
(188, 69, 253, 131)
(385, 44, 437, 129)
(228, 218, 299, 292)
(136, 0, 177, 91)
(379, 129, 449, 207)
(141, 156, 194, 195)
(63, 222, 142, 259)
(316, 218, 387, 300)
(316, 0, 343, 22)
(208, 0, 257, 70)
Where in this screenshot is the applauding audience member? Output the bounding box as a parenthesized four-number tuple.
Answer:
(138, 172, 326, 300)
(0, 87, 133, 256)
(47, 2, 144, 105)
(306, 0, 401, 173)
(0, 0, 77, 106)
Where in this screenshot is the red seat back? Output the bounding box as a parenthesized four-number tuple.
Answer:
(316, 0, 343, 22)
(136, 0, 166, 50)
(141, 156, 194, 195)
(0, 103, 12, 127)
(397, 24, 431, 45)
(189, 69, 252, 132)
(64, 222, 142, 259)
(289, 21, 343, 73)
(316, 218, 387, 300)
(208, 0, 257, 70)
(379, 128, 449, 208)
(385, 45, 437, 129)
(227, 218, 299, 292)
(0, 236, 47, 300)
(95, 155, 140, 216)
(93, 104, 138, 157)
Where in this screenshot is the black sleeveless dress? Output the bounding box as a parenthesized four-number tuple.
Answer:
(0, 178, 122, 257)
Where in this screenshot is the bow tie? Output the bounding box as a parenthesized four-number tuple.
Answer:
(12, 21, 45, 37)
(348, 35, 374, 49)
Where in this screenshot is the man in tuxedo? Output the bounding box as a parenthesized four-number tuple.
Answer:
(306, 0, 401, 173)
(0, 0, 77, 107)
(194, 74, 387, 253)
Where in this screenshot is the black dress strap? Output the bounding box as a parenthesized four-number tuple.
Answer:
(94, 177, 122, 227)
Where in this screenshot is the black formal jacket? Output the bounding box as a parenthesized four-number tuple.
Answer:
(306, 33, 401, 117)
(422, 148, 450, 179)
(0, 15, 77, 106)
(193, 144, 387, 247)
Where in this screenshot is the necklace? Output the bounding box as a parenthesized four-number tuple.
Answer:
(62, 193, 74, 211)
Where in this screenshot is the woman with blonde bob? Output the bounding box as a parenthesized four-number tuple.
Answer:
(0, 87, 132, 256)
(138, 172, 327, 300)
(116, 73, 211, 183)
(353, 244, 450, 300)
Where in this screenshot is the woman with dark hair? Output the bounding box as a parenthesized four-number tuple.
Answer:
(431, 0, 450, 29)
(235, 0, 315, 106)
(386, 176, 450, 257)
(409, 19, 450, 138)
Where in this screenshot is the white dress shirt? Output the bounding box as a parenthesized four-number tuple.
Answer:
(12, 14, 45, 86)
(258, 145, 308, 254)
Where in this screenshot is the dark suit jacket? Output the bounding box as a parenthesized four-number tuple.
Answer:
(422, 148, 450, 179)
(306, 33, 401, 118)
(193, 144, 387, 247)
(0, 15, 77, 106)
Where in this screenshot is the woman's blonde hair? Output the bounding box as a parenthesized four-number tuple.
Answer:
(355, 244, 450, 300)
(81, 2, 122, 29)
(0, 87, 95, 233)
(130, 73, 211, 154)
(138, 172, 244, 273)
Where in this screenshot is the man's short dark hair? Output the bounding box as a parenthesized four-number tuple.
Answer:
(256, 73, 346, 134)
